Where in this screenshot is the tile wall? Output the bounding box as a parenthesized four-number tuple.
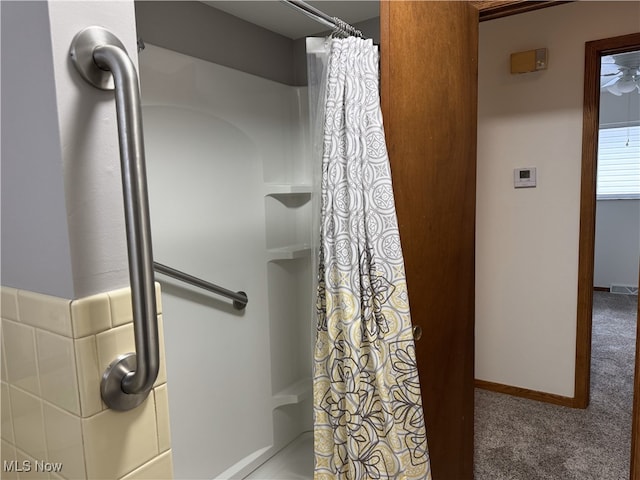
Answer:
(0, 285, 173, 479)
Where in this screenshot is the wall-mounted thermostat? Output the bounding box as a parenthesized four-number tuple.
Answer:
(514, 167, 537, 188)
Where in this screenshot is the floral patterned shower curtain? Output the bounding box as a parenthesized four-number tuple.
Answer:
(314, 36, 432, 480)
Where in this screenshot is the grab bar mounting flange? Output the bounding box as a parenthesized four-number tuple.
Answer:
(101, 353, 150, 410)
(69, 26, 122, 90)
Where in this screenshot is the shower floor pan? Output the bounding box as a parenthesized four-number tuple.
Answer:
(244, 431, 313, 479)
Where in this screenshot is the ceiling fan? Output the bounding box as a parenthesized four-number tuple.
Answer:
(601, 52, 640, 96)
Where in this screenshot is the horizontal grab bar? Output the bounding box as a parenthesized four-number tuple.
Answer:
(154, 262, 248, 310)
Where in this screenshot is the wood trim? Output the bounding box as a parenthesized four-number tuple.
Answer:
(574, 37, 600, 411)
(470, 0, 572, 22)
(381, 2, 478, 478)
(475, 379, 574, 408)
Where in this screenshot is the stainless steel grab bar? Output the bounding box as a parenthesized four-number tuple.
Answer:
(154, 262, 248, 310)
(70, 27, 159, 411)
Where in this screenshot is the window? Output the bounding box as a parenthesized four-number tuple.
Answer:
(597, 125, 640, 199)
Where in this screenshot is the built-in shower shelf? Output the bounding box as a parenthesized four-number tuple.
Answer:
(272, 377, 312, 409)
(267, 244, 311, 261)
(264, 184, 312, 196)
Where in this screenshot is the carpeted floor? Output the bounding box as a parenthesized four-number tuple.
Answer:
(475, 292, 638, 480)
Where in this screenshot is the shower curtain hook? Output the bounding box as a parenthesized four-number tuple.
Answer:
(329, 17, 362, 38)
(331, 17, 348, 38)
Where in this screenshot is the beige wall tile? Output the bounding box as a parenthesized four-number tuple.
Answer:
(1, 439, 18, 480)
(1, 381, 14, 443)
(43, 402, 86, 479)
(96, 324, 135, 374)
(154, 315, 167, 388)
(9, 387, 46, 462)
(3, 321, 40, 395)
(75, 300, 167, 418)
(102, 287, 165, 389)
(82, 394, 158, 479)
(18, 291, 71, 338)
(155, 283, 162, 316)
(73, 336, 103, 418)
(108, 283, 162, 328)
(108, 287, 133, 328)
(70, 293, 111, 339)
(2, 324, 8, 383)
(120, 450, 173, 480)
(1, 287, 19, 321)
(36, 331, 80, 415)
(153, 384, 171, 453)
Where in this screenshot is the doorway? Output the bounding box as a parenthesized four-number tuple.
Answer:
(576, 31, 640, 479)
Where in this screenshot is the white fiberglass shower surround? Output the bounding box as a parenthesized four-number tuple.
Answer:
(140, 43, 314, 478)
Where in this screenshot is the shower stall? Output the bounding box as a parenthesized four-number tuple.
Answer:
(139, 37, 315, 480)
(133, 2, 379, 477)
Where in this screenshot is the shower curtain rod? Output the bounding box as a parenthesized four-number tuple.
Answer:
(280, 0, 363, 38)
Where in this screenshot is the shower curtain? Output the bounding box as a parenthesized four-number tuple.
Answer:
(313, 36, 432, 480)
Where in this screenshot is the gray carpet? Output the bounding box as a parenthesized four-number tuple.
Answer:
(474, 292, 638, 480)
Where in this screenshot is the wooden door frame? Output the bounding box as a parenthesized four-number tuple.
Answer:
(381, 2, 478, 478)
(471, 0, 572, 21)
(573, 31, 640, 479)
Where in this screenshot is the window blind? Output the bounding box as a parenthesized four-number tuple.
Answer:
(597, 125, 640, 199)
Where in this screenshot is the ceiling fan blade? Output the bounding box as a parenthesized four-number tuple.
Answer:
(606, 84, 623, 96)
(601, 64, 620, 76)
(601, 76, 620, 88)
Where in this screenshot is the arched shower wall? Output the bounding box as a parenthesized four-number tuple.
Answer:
(139, 44, 313, 479)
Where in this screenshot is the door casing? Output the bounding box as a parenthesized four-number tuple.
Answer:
(381, 2, 478, 478)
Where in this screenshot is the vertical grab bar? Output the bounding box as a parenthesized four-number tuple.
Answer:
(70, 27, 159, 411)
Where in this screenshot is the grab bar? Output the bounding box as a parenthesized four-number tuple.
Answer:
(70, 27, 159, 411)
(154, 262, 248, 310)
(153, 262, 249, 310)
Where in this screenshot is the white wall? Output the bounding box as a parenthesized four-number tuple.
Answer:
(48, 1, 139, 298)
(476, 1, 640, 397)
(1, 1, 74, 298)
(594, 199, 640, 288)
(1, 1, 139, 299)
